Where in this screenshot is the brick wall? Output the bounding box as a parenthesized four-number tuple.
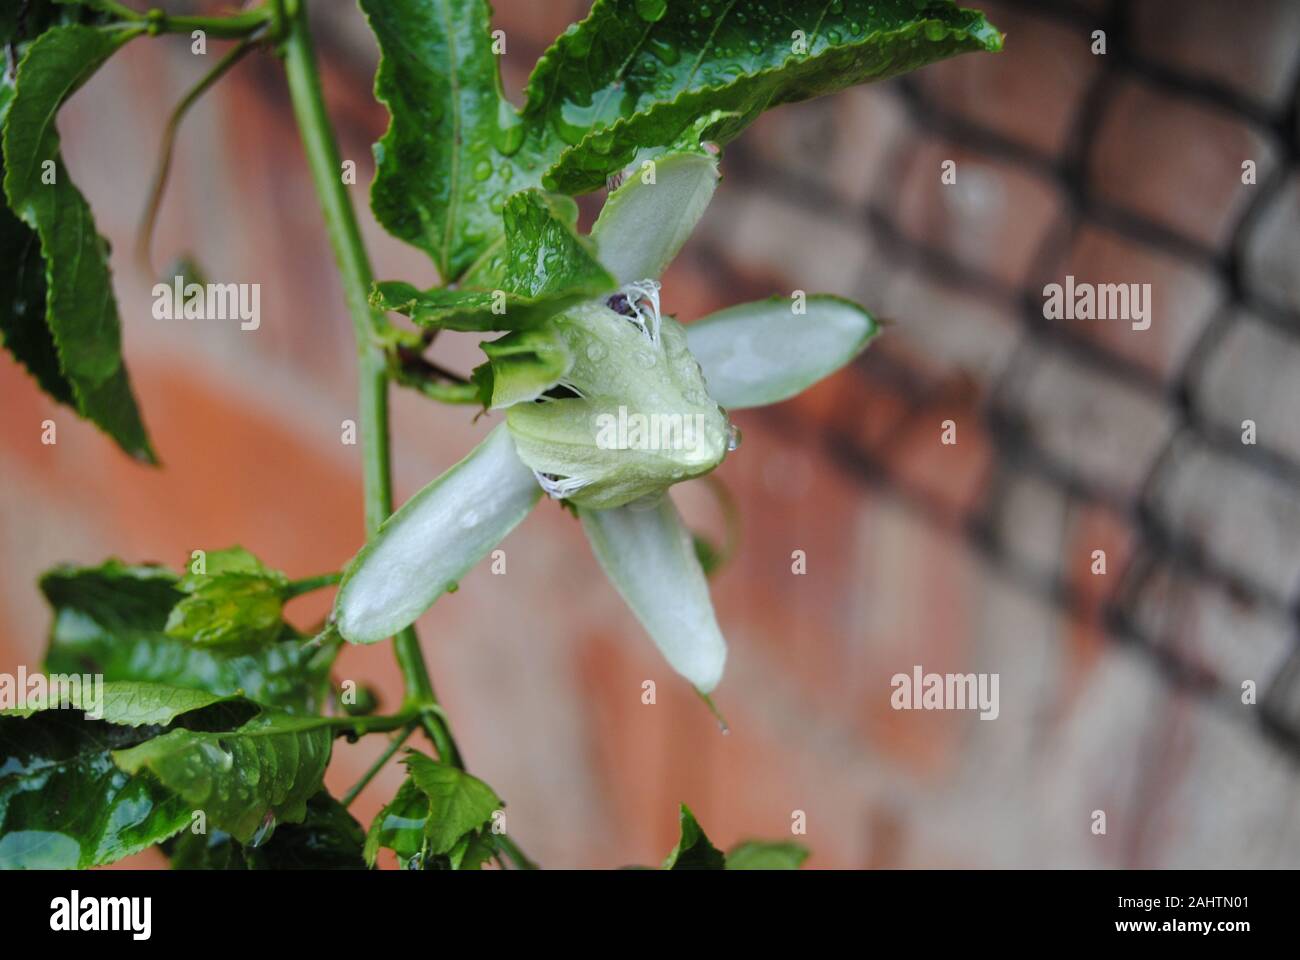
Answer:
(2, 0, 1299, 868)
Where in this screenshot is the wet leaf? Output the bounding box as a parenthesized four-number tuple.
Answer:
(41, 560, 332, 714)
(112, 709, 334, 845)
(169, 791, 365, 870)
(0, 710, 190, 869)
(529, 0, 1003, 193)
(372, 190, 613, 332)
(1, 24, 153, 460)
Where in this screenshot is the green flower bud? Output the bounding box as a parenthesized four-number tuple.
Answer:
(505, 289, 731, 510)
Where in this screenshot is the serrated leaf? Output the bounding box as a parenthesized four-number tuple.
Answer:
(471, 324, 574, 410)
(530, 0, 1002, 194)
(170, 791, 365, 870)
(112, 710, 334, 844)
(364, 776, 430, 869)
(403, 751, 500, 856)
(372, 190, 614, 332)
(725, 840, 809, 870)
(2, 24, 153, 460)
(661, 803, 725, 870)
(685, 294, 878, 409)
(580, 493, 727, 692)
(13, 679, 237, 727)
(41, 561, 332, 714)
(0, 710, 190, 868)
(591, 150, 720, 284)
(334, 425, 540, 645)
(361, 0, 558, 281)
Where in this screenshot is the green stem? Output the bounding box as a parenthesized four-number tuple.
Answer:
(342, 722, 416, 807)
(280, 0, 462, 767)
(141, 6, 274, 40)
(285, 571, 342, 598)
(137, 36, 257, 270)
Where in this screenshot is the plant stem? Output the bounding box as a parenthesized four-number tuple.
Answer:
(141, 6, 274, 40)
(280, 0, 460, 765)
(342, 722, 416, 807)
(138, 36, 257, 271)
(285, 571, 342, 598)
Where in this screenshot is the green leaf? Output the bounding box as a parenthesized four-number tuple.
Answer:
(364, 776, 430, 869)
(1, 24, 154, 460)
(12, 679, 237, 727)
(580, 493, 727, 692)
(531, 0, 1002, 193)
(0, 710, 190, 868)
(372, 190, 614, 332)
(471, 324, 574, 410)
(41, 560, 333, 714)
(112, 709, 334, 844)
(361, 0, 558, 281)
(725, 840, 809, 870)
(661, 803, 725, 870)
(165, 547, 290, 648)
(591, 150, 720, 283)
(364, 754, 502, 869)
(334, 424, 540, 645)
(403, 751, 500, 856)
(170, 791, 366, 870)
(685, 294, 877, 409)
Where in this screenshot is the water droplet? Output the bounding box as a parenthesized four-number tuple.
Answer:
(247, 810, 277, 848)
(726, 423, 742, 452)
(472, 158, 493, 181)
(460, 509, 480, 529)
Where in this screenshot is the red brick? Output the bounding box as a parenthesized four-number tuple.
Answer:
(1130, 0, 1300, 109)
(889, 138, 1066, 288)
(1089, 79, 1278, 248)
(1050, 223, 1225, 381)
(916, 0, 1099, 155)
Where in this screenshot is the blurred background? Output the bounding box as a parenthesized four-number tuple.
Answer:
(3, 0, 1300, 868)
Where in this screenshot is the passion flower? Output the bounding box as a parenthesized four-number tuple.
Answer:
(334, 146, 878, 693)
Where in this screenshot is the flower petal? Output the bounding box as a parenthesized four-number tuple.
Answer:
(580, 495, 727, 692)
(685, 294, 878, 409)
(334, 425, 540, 644)
(591, 151, 720, 284)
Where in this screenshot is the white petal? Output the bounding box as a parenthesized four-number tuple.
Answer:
(580, 495, 727, 692)
(335, 425, 540, 644)
(591, 151, 720, 284)
(686, 295, 877, 409)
